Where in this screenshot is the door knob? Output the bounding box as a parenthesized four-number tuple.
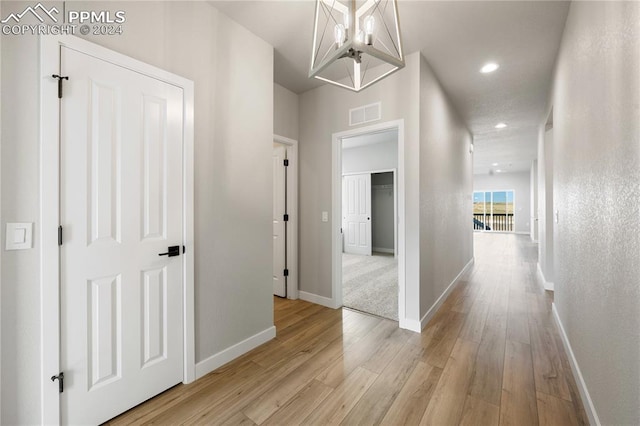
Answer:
(159, 245, 180, 257)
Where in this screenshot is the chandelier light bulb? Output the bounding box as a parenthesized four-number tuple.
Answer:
(364, 15, 375, 45)
(343, 12, 350, 30)
(334, 23, 346, 47)
(364, 15, 375, 34)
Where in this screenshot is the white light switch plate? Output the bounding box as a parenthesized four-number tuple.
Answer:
(322, 211, 329, 222)
(6, 222, 33, 250)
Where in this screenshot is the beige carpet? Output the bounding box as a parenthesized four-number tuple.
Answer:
(342, 252, 398, 321)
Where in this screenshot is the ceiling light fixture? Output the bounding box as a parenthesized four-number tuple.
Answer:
(492, 162, 499, 166)
(495, 122, 507, 129)
(481, 62, 499, 73)
(496, 169, 503, 173)
(309, 0, 404, 92)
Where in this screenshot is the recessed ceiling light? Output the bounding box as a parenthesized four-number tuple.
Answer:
(495, 122, 507, 129)
(496, 169, 503, 173)
(481, 62, 499, 73)
(492, 162, 499, 166)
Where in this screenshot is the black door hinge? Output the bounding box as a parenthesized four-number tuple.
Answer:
(183, 245, 186, 254)
(52, 74, 69, 99)
(51, 372, 64, 393)
(58, 226, 63, 246)
(283, 269, 289, 277)
(283, 159, 289, 167)
(283, 214, 289, 222)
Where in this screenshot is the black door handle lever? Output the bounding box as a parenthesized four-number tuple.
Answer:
(159, 246, 180, 257)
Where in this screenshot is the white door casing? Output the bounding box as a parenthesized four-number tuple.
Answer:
(273, 135, 299, 300)
(342, 173, 372, 256)
(272, 145, 287, 297)
(331, 120, 409, 329)
(40, 35, 195, 424)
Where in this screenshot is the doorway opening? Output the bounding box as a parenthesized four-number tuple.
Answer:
(332, 120, 406, 326)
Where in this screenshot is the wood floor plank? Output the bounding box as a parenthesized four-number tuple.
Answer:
(303, 367, 378, 425)
(242, 337, 346, 424)
(341, 342, 424, 425)
(459, 395, 500, 426)
(422, 310, 467, 368)
(529, 317, 572, 401)
(420, 338, 480, 426)
(361, 326, 411, 373)
(261, 379, 332, 426)
(459, 300, 491, 343)
(468, 309, 508, 406)
(552, 333, 590, 426)
(179, 337, 334, 425)
(499, 340, 538, 426)
(506, 311, 531, 344)
(537, 391, 579, 426)
(315, 320, 397, 388)
(379, 361, 442, 426)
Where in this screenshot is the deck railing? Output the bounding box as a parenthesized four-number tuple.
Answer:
(473, 213, 514, 232)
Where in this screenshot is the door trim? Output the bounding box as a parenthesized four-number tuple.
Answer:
(40, 35, 195, 424)
(331, 120, 407, 329)
(273, 135, 299, 300)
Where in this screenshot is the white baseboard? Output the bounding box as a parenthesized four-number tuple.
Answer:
(552, 304, 601, 426)
(419, 258, 475, 331)
(195, 326, 276, 380)
(299, 290, 338, 309)
(536, 263, 555, 291)
(372, 247, 394, 254)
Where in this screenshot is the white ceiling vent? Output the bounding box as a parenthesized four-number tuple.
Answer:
(349, 102, 381, 126)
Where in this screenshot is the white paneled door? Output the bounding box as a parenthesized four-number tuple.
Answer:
(272, 145, 287, 297)
(343, 173, 372, 255)
(60, 46, 184, 424)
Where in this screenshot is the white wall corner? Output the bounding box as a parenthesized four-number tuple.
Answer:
(299, 291, 340, 309)
(552, 303, 601, 426)
(536, 263, 554, 291)
(420, 258, 475, 330)
(195, 326, 276, 380)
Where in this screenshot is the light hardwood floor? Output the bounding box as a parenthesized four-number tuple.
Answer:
(106, 233, 588, 425)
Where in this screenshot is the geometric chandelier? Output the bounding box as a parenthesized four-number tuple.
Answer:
(309, 0, 404, 92)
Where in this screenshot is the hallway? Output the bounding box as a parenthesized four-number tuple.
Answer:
(107, 234, 587, 425)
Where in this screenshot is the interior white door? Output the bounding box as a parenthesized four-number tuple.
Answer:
(60, 46, 184, 424)
(273, 145, 287, 297)
(343, 173, 372, 255)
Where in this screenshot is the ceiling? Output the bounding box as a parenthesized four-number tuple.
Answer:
(210, 0, 570, 175)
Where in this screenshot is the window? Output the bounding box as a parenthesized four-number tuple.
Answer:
(473, 190, 515, 232)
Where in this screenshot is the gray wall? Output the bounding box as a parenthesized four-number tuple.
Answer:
(372, 173, 394, 252)
(418, 56, 474, 318)
(342, 140, 398, 174)
(551, 1, 640, 424)
(473, 171, 531, 234)
(1, 2, 274, 423)
(274, 83, 299, 140)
